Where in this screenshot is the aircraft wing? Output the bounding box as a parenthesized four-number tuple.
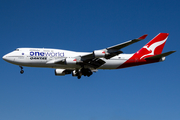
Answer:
(46, 56, 105, 69)
(106, 34, 148, 50)
(81, 34, 148, 60)
(78, 58, 106, 69)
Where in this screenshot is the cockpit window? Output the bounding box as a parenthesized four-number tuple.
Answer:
(14, 49, 19, 51)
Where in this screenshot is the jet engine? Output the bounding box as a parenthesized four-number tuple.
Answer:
(65, 58, 77, 65)
(55, 69, 71, 76)
(93, 50, 108, 58)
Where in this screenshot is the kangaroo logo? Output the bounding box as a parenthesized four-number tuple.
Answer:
(140, 38, 167, 59)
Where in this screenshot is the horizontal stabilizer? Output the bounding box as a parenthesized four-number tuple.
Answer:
(144, 51, 176, 60)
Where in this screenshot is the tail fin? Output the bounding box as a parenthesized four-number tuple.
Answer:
(117, 33, 172, 69)
(136, 33, 169, 59)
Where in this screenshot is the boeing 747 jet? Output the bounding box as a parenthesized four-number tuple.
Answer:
(2, 33, 175, 79)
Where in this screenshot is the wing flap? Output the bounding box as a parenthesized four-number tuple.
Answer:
(81, 53, 94, 61)
(80, 58, 106, 69)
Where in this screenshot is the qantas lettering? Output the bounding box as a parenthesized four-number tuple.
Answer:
(30, 57, 47, 60)
(30, 52, 64, 57)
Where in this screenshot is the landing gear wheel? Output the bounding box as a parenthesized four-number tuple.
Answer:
(77, 76, 81, 79)
(20, 70, 24, 74)
(81, 68, 93, 77)
(19, 66, 24, 74)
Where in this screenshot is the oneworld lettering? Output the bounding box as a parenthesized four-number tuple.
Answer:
(30, 52, 64, 57)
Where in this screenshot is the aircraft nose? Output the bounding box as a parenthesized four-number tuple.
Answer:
(2, 53, 14, 63)
(2, 55, 7, 60)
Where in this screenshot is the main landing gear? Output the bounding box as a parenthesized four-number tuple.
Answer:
(77, 75, 81, 79)
(19, 66, 24, 74)
(72, 68, 93, 79)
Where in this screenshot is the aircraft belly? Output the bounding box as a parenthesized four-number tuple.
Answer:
(22, 62, 80, 69)
(50, 64, 80, 69)
(99, 59, 127, 69)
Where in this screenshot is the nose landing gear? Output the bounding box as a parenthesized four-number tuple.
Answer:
(19, 66, 24, 74)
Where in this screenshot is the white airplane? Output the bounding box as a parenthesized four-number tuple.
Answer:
(2, 33, 175, 79)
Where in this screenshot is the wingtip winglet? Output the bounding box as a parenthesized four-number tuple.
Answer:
(138, 34, 148, 40)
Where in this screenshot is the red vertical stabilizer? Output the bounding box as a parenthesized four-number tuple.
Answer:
(118, 33, 169, 69)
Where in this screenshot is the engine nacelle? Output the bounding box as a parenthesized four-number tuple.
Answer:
(65, 58, 77, 65)
(55, 69, 71, 76)
(93, 50, 108, 58)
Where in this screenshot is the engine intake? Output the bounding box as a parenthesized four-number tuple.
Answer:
(55, 69, 71, 76)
